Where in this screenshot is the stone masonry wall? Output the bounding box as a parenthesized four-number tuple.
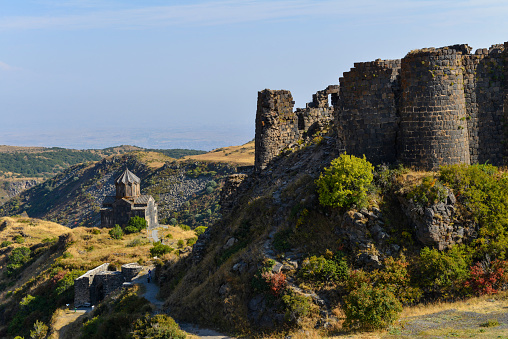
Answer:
(399, 45, 471, 170)
(336, 59, 401, 164)
(255, 87, 338, 171)
(254, 42, 508, 173)
(464, 45, 505, 165)
(74, 263, 110, 306)
(255, 90, 296, 171)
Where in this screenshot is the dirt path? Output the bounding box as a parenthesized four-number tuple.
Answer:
(135, 266, 232, 339)
(50, 308, 89, 339)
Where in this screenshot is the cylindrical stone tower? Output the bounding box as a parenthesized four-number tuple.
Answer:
(399, 46, 471, 170)
(254, 89, 296, 171)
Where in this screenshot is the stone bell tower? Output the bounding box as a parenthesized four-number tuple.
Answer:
(115, 168, 141, 199)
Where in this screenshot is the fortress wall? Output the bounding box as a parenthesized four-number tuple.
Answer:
(336, 59, 401, 164)
(465, 45, 505, 165)
(254, 87, 338, 172)
(399, 46, 471, 170)
(295, 85, 338, 135)
(254, 90, 296, 171)
(74, 263, 110, 306)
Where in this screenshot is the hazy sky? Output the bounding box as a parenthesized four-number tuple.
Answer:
(1, 0, 507, 150)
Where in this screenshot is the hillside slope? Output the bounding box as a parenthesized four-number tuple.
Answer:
(0, 152, 237, 228)
(0, 216, 198, 338)
(157, 130, 508, 337)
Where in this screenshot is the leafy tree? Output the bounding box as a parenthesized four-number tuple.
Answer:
(127, 216, 147, 232)
(150, 242, 172, 257)
(316, 154, 374, 209)
(109, 225, 124, 240)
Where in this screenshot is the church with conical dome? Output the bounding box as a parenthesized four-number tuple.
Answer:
(100, 168, 158, 229)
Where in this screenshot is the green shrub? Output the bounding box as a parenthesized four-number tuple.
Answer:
(343, 283, 402, 330)
(55, 270, 85, 297)
(178, 224, 191, 231)
(373, 255, 422, 304)
(480, 319, 500, 327)
(169, 218, 177, 225)
(30, 320, 48, 339)
(281, 292, 312, 324)
(150, 242, 173, 257)
(194, 226, 207, 236)
(7, 246, 31, 276)
(124, 226, 139, 234)
(440, 164, 508, 258)
(132, 314, 186, 339)
(109, 225, 124, 240)
(316, 154, 374, 209)
(187, 237, 197, 246)
(206, 186, 214, 194)
(1, 240, 12, 247)
(127, 238, 147, 247)
(177, 239, 185, 248)
(91, 228, 101, 235)
(127, 216, 147, 232)
(13, 235, 25, 244)
(418, 245, 471, 295)
(298, 253, 348, 285)
(407, 176, 447, 207)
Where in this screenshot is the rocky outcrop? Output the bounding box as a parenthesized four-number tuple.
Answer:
(4, 180, 38, 198)
(399, 189, 475, 250)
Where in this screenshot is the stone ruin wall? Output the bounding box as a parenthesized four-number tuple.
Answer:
(254, 42, 508, 171)
(398, 45, 471, 169)
(255, 86, 338, 171)
(337, 59, 401, 164)
(74, 263, 110, 307)
(74, 262, 142, 307)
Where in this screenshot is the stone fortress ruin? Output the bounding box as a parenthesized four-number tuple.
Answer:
(255, 42, 508, 171)
(74, 263, 143, 307)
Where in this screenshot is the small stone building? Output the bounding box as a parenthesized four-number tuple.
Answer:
(101, 168, 158, 229)
(74, 262, 143, 307)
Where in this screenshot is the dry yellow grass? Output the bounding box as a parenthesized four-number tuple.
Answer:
(0, 216, 70, 247)
(133, 151, 175, 169)
(401, 291, 508, 318)
(183, 140, 254, 165)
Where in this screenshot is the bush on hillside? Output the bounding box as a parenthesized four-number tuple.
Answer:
(440, 164, 508, 258)
(194, 226, 207, 236)
(407, 176, 447, 207)
(109, 225, 124, 240)
(281, 291, 312, 325)
(418, 245, 471, 295)
(343, 283, 402, 330)
(150, 242, 173, 257)
(298, 253, 348, 285)
(126, 216, 147, 233)
(316, 154, 374, 209)
(465, 259, 508, 296)
(132, 314, 186, 339)
(7, 246, 31, 276)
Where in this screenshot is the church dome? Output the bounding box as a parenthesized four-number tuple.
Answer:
(115, 169, 141, 185)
